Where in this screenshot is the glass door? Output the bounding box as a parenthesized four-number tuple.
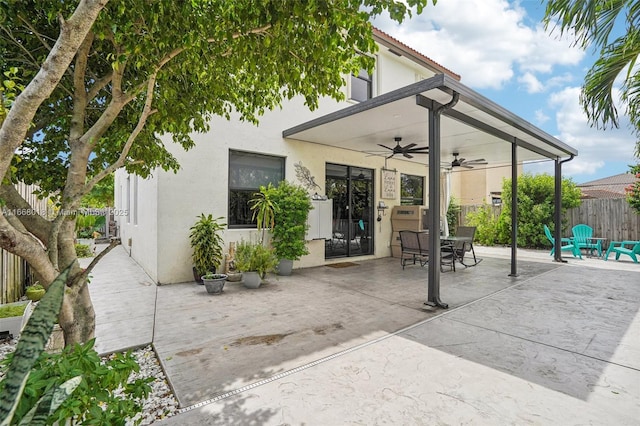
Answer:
(325, 164, 374, 258)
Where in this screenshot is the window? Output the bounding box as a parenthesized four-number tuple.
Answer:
(229, 150, 285, 227)
(350, 68, 373, 102)
(400, 174, 424, 205)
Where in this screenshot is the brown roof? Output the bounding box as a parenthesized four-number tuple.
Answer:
(373, 27, 461, 81)
(578, 173, 637, 199)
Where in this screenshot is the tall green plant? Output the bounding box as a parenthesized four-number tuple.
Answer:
(466, 204, 500, 245)
(446, 196, 461, 236)
(249, 184, 277, 245)
(189, 214, 226, 275)
(496, 173, 582, 248)
(270, 181, 312, 260)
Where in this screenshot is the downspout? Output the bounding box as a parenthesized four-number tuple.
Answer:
(554, 154, 575, 262)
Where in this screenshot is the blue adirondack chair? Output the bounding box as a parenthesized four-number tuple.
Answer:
(571, 224, 602, 257)
(604, 241, 640, 263)
(543, 224, 581, 258)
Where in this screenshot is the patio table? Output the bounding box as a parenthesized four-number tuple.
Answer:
(585, 237, 607, 258)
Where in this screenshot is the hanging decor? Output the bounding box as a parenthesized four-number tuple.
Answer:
(381, 168, 396, 199)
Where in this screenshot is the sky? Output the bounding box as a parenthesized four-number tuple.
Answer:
(371, 0, 638, 184)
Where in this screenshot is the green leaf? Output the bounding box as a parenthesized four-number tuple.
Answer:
(0, 264, 71, 425)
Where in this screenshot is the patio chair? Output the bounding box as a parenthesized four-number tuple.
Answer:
(399, 230, 428, 269)
(603, 240, 640, 263)
(543, 224, 581, 259)
(572, 224, 602, 257)
(446, 226, 482, 268)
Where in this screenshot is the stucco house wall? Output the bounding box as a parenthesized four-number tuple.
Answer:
(115, 30, 515, 284)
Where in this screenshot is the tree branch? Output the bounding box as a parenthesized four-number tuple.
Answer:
(0, 183, 51, 245)
(70, 32, 94, 145)
(0, 0, 109, 194)
(75, 238, 121, 283)
(0, 214, 57, 286)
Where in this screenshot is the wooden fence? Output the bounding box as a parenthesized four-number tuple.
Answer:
(565, 198, 639, 242)
(0, 183, 49, 304)
(458, 197, 640, 243)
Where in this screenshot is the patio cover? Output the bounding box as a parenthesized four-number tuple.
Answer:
(283, 73, 578, 308)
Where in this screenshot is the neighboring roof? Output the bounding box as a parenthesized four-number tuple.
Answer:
(578, 173, 637, 199)
(372, 28, 461, 81)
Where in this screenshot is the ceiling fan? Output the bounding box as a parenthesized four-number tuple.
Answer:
(449, 152, 488, 169)
(377, 137, 429, 159)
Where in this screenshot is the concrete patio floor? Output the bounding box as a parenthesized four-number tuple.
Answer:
(86, 245, 640, 425)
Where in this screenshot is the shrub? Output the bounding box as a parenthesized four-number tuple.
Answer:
(269, 181, 312, 260)
(235, 239, 278, 278)
(626, 164, 640, 214)
(75, 243, 93, 258)
(466, 204, 500, 245)
(446, 196, 461, 235)
(0, 339, 152, 425)
(495, 173, 582, 248)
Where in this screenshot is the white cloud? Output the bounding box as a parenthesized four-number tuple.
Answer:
(534, 109, 550, 125)
(519, 72, 543, 93)
(372, 0, 584, 89)
(548, 87, 636, 177)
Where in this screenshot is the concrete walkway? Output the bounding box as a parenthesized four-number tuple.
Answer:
(87, 245, 640, 424)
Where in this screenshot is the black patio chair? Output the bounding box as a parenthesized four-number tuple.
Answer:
(443, 226, 482, 268)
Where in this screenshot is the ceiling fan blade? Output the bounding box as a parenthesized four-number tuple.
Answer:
(407, 147, 429, 152)
(403, 152, 413, 158)
(464, 158, 487, 164)
(378, 144, 393, 150)
(458, 157, 466, 163)
(403, 143, 417, 150)
(461, 164, 474, 169)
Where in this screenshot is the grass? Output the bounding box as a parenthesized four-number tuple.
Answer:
(0, 302, 28, 319)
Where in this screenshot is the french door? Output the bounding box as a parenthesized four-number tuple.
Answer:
(325, 164, 374, 258)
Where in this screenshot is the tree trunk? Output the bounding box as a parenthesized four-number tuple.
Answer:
(59, 278, 95, 346)
(57, 220, 96, 345)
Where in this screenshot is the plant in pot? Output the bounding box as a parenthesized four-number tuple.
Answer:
(248, 183, 277, 245)
(201, 271, 227, 294)
(75, 213, 105, 253)
(234, 239, 278, 289)
(189, 214, 226, 284)
(270, 181, 312, 275)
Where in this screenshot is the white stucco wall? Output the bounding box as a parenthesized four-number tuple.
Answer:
(114, 170, 159, 282)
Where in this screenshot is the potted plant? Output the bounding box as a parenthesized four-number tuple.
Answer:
(234, 239, 278, 289)
(201, 272, 228, 294)
(269, 181, 312, 275)
(75, 213, 105, 252)
(189, 214, 226, 284)
(248, 183, 277, 244)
